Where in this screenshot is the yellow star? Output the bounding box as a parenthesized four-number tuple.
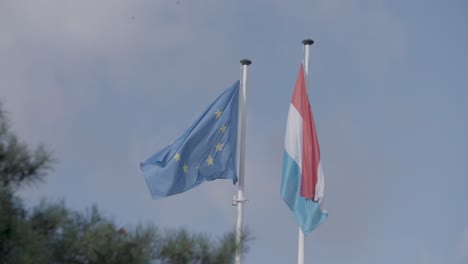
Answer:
(183, 164, 188, 173)
(206, 156, 214, 166)
(215, 143, 223, 151)
(220, 124, 227, 133)
(174, 153, 181, 161)
(215, 109, 222, 119)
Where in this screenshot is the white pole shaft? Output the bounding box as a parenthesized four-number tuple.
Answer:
(235, 193, 244, 264)
(298, 229, 305, 264)
(298, 39, 313, 264)
(304, 42, 311, 94)
(235, 59, 250, 264)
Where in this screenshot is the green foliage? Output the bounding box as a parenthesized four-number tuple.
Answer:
(0, 105, 52, 190)
(1, 198, 249, 264)
(27, 202, 159, 264)
(0, 103, 52, 264)
(0, 188, 49, 264)
(0, 103, 251, 264)
(155, 227, 251, 264)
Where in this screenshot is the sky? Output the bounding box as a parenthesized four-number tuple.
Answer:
(1, 0, 468, 263)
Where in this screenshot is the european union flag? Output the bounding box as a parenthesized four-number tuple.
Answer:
(140, 81, 240, 199)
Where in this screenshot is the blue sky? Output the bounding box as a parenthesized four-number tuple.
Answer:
(1, 0, 467, 263)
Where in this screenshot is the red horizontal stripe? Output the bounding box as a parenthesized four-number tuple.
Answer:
(291, 65, 320, 199)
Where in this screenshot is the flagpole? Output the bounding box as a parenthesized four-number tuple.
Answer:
(298, 38, 314, 264)
(234, 58, 251, 264)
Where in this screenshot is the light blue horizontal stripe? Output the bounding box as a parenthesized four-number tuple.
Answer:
(281, 151, 328, 234)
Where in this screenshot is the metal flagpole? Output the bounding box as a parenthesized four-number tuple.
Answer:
(302, 39, 313, 93)
(298, 38, 314, 264)
(233, 58, 252, 264)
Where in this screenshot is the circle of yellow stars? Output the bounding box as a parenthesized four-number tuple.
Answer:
(172, 108, 228, 173)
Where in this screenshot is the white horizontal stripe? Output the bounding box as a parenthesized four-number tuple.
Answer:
(284, 105, 302, 171)
(315, 160, 325, 202)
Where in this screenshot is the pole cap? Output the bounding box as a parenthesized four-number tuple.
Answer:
(302, 39, 315, 45)
(240, 59, 252, 66)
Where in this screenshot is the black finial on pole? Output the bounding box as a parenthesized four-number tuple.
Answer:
(302, 39, 314, 45)
(240, 59, 252, 66)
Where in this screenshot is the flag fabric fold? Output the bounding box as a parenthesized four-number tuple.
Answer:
(140, 81, 240, 199)
(281, 65, 328, 234)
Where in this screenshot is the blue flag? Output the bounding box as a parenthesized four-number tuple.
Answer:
(140, 81, 240, 199)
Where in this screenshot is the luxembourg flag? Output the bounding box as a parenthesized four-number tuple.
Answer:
(281, 64, 328, 234)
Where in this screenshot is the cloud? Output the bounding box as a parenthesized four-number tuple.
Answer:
(0, 0, 241, 144)
(0, 0, 252, 229)
(272, 0, 407, 77)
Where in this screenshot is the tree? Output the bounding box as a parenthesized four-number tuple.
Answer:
(0, 104, 52, 190)
(0, 103, 250, 264)
(28, 201, 250, 264)
(0, 103, 52, 263)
